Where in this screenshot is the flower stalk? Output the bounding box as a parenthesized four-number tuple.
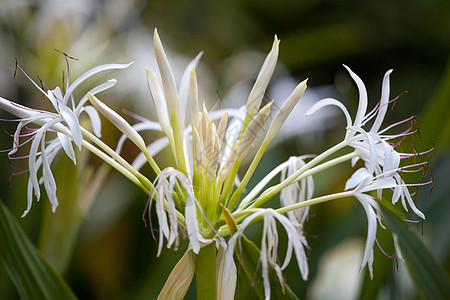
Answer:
(195, 243, 217, 300)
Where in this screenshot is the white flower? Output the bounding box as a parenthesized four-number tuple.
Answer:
(0, 62, 131, 216)
(307, 66, 426, 218)
(225, 209, 308, 299)
(306, 65, 430, 277)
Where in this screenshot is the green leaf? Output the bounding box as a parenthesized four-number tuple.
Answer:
(419, 58, 450, 152)
(379, 201, 450, 300)
(0, 200, 77, 300)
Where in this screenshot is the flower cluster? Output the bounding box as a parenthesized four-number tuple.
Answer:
(0, 29, 430, 299)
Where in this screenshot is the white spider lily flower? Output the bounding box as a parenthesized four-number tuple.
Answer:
(306, 66, 426, 219)
(0, 63, 131, 216)
(225, 209, 308, 299)
(301, 66, 430, 280)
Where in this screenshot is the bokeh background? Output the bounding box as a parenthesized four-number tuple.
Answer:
(0, 1, 448, 299)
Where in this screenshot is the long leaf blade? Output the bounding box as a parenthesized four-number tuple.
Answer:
(0, 201, 77, 300)
(379, 201, 450, 300)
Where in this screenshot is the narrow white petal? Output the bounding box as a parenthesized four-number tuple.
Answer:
(81, 106, 102, 137)
(362, 177, 397, 192)
(146, 68, 173, 137)
(392, 234, 403, 261)
(305, 98, 353, 140)
(76, 79, 118, 115)
(404, 187, 425, 219)
(23, 177, 34, 217)
(29, 128, 46, 200)
(345, 168, 371, 190)
(47, 88, 62, 111)
(63, 63, 133, 105)
(59, 106, 83, 149)
(0, 96, 36, 119)
(41, 138, 58, 212)
(156, 185, 169, 256)
(57, 132, 76, 163)
(343, 65, 368, 131)
(370, 69, 393, 133)
(355, 194, 377, 273)
(351, 128, 377, 173)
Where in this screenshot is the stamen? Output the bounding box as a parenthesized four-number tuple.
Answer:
(379, 115, 414, 134)
(403, 219, 424, 235)
(380, 128, 416, 141)
(122, 108, 150, 123)
(14, 62, 38, 87)
(411, 116, 422, 143)
(412, 186, 418, 203)
(12, 168, 30, 176)
(400, 148, 434, 159)
(54, 49, 79, 61)
(430, 174, 434, 196)
(37, 75, 49, 93)
(13, 58, 18, 80)
(375, 238, 394, 259)
(389, 91, 408, 111)
(142, 189, 157, 240)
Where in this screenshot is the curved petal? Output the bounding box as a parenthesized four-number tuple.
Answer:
(63, 62, 133, 105)
(41, 138, 58, 212)
(305, 98, 353, 139)
(76, 79, 118, 115)
(343, 65, 367, 131)
(146, 68, 173, 137)
(81, 106, 102, 137)
(345, 167, 372, 190)
(57, 132, 76, 163)
(59, 106, 83, 149)
(355, 194, 377, 278)
(370, 69, 393, 133)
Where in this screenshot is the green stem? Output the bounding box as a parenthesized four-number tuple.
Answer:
(195, 243, 216, 300)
